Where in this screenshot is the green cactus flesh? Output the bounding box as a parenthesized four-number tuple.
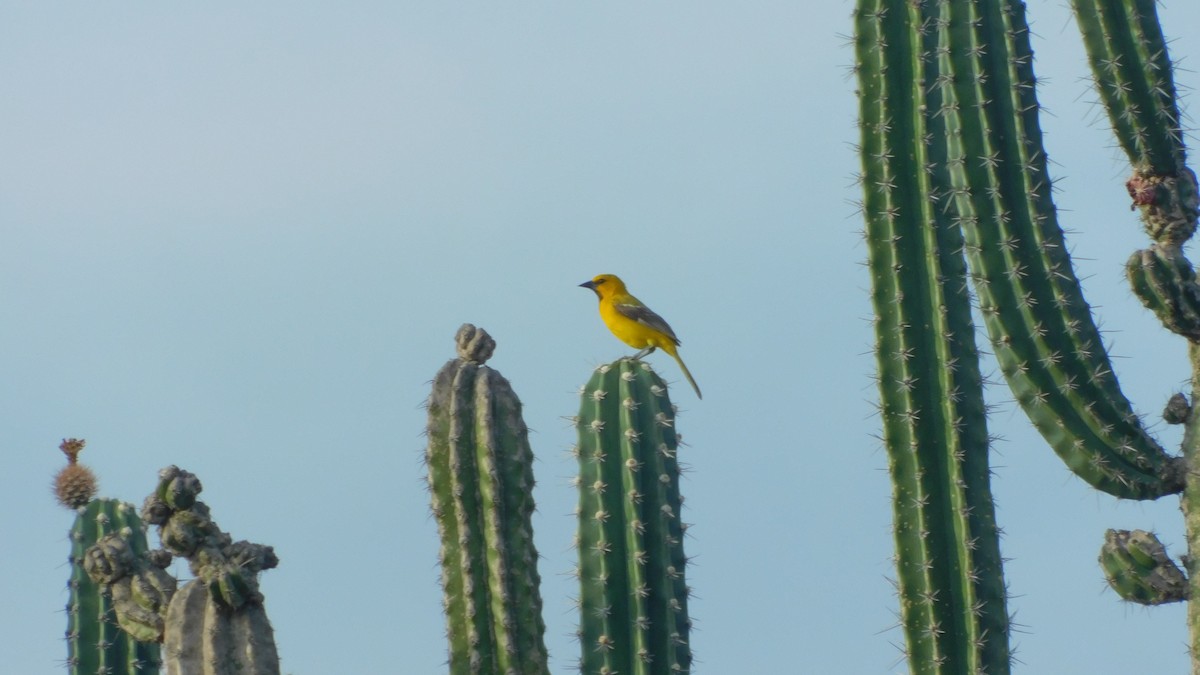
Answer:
(1072, 0, 1198, 248)
(1127, 245, 1200, 339)
(903, 0, 1179, 499)
(855, 2, 1012, 671)
(1100, 529, 1187, 605)
(575, 358, 692, 675)
(1070, 0, 1184, 178)
(425, 324, 549, 675)
(67, 498, 161, 674)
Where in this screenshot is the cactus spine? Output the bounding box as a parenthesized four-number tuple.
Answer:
(574, 358, 692, 675)
(56, 440, 162, 675)
(425, 324, 549, 675)
(855, 2, 1011, 671)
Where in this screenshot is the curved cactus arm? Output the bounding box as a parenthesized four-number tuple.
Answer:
(928, 0, 1182, 499)
(425, 325, 549, 675)
(1072, 0, 1198, 250)
(575, 359, 692, 675)
(1070, 0, 1184, 177)
(855, 2, 1012, 672)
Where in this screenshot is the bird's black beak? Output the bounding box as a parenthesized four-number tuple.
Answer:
(579, 280, 596, 290)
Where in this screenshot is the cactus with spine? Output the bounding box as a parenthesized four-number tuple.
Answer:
(55, 438, 163, 675)
(574, 357, 692, 675)
(139, 466, 281, 675)
(855, 0, 1197, 671)
(67, 460, 282, 675)
(424, 324, 549, 675)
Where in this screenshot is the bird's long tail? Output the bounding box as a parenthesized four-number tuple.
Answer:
(670, 351, 702, 400)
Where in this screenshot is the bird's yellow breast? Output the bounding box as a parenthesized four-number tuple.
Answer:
(599, 300, 659, 349)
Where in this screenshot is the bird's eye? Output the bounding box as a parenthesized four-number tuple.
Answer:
(594, 278, 606, 285)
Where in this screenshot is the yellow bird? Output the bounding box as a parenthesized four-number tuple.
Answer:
(579, 274, 702, 399)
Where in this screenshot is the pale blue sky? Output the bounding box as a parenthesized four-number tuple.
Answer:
(4, 2, 1200, 673)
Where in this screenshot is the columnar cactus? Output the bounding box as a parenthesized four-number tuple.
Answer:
(854, 2, 1011, 671)
(574, 358, 692, 675)
(857, 0, 1197, 671)
(424, 324, 549, 675)
(55, 439, 163, 674)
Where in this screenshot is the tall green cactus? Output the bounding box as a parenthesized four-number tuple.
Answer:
(55, 439, 162, 675)
(857, 0, 1198, 670)
(574, 358, 692, 675)
(855, 2, 1010, 672)
(425, 324, 549, 675)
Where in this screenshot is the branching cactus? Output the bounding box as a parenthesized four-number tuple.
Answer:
(424, 324, 549, 675)
(573, 358, 692, 675)
(55, 439, 163, 675)
(140, 466, 281, 675)
(857, 0, 1199, 671)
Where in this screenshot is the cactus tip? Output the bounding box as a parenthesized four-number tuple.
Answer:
(454, 323, 496, 364)
(59, 438, 86, 463)
(54, 438, 97, 509)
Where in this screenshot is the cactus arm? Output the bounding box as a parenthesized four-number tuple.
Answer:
(1099, 529, 1187, 605)
(1070, 0, 1183, 176)
(576, 359, 692, 675)
(927, 0, 1182, 499)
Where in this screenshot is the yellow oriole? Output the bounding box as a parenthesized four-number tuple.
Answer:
(579, 274, 702, 399)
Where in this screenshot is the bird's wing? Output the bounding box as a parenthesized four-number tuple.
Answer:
(613, 301, 680, 345)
